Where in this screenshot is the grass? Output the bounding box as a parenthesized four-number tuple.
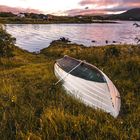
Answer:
(0, 25, 140, 140)
(0, 16, 117, 24)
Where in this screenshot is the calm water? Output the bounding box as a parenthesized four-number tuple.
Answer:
(6, 21, 140, 52)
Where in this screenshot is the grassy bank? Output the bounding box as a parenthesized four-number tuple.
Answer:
(0, 25, 140, 140)
(0, 16, 117, 24)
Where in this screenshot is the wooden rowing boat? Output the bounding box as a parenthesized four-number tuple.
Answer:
(54, 55, 121, 117)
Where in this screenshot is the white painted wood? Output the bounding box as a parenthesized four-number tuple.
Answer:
(54, 59, 121, 118)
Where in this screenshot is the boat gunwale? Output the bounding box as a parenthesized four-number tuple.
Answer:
(56, 55, 107, 83)
(54, 56, 121, 117)
(54, 63, 119, 117)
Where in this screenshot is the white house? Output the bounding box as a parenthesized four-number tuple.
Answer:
(17, 13, 25, 18)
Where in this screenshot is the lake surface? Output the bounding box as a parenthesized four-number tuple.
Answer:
(6, 21, 140, 52)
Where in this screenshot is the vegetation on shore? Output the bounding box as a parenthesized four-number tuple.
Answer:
(0, 25, 140, 140)
(0, 17, 117, 24)
(0, 12, 117, 24)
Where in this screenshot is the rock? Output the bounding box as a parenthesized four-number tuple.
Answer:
(91, 40, 96, 43)
(105, 40, 109, 44)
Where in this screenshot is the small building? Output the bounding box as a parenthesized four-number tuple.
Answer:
(78, 16, 83, 19)
(17, 13, 25, 18)
(47, 14, 53, 20)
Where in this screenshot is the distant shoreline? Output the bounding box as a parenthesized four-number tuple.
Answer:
(0, 18, 118, 24)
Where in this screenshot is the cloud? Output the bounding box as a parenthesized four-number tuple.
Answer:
(0, 5, 42, 14)
(0, 0, 140, 16)
(79, 0, 116, 6)
(66, 8, 126, 16)
(66, 0, 140, 15)
(66, 8, 107, 16)
(79, 0, 140, 6)
(79, 0, 140, 9)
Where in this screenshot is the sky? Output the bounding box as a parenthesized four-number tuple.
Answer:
(0, 0, 140, 15)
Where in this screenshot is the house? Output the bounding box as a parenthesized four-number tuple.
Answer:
(47, 14, 53, 20)
(17, 13, 25, 18)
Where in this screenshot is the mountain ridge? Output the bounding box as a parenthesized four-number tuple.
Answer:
(107, 8, 140, 20)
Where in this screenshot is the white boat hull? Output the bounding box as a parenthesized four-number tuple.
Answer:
(54, 62, 121, 118)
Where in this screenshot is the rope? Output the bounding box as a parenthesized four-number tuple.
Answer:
(55, 60, 83, 86)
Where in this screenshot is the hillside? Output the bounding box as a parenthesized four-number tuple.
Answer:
(0, 25, 140, 139)
(107, 8, 140, 21)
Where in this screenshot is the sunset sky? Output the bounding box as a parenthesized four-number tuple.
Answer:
(0, 0, 140, 15)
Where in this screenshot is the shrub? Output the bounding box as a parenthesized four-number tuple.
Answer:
(0, 25, 15, 57)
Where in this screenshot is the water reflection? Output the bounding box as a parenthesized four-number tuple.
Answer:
(6, 21, 140, 52)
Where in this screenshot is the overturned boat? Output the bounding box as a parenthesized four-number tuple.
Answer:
(54, 55, 121, 117)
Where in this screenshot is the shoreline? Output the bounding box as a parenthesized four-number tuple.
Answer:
(1, 20, 119, 24)
(13, 40, 140, 54)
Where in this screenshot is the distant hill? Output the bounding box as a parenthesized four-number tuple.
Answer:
(107, 8, 140, 21)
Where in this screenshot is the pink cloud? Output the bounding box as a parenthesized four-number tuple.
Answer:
(79, 0, 140, 9)
(0, 5, 42, 14)
(66, 8, 127, 16)
(66, 8, 108, 16)
(66, 0, 140, 16)
(79, 0, 116, 6)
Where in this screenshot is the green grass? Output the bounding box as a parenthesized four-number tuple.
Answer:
(0, 16, 117, 24)
(0, 25, 140, 140)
